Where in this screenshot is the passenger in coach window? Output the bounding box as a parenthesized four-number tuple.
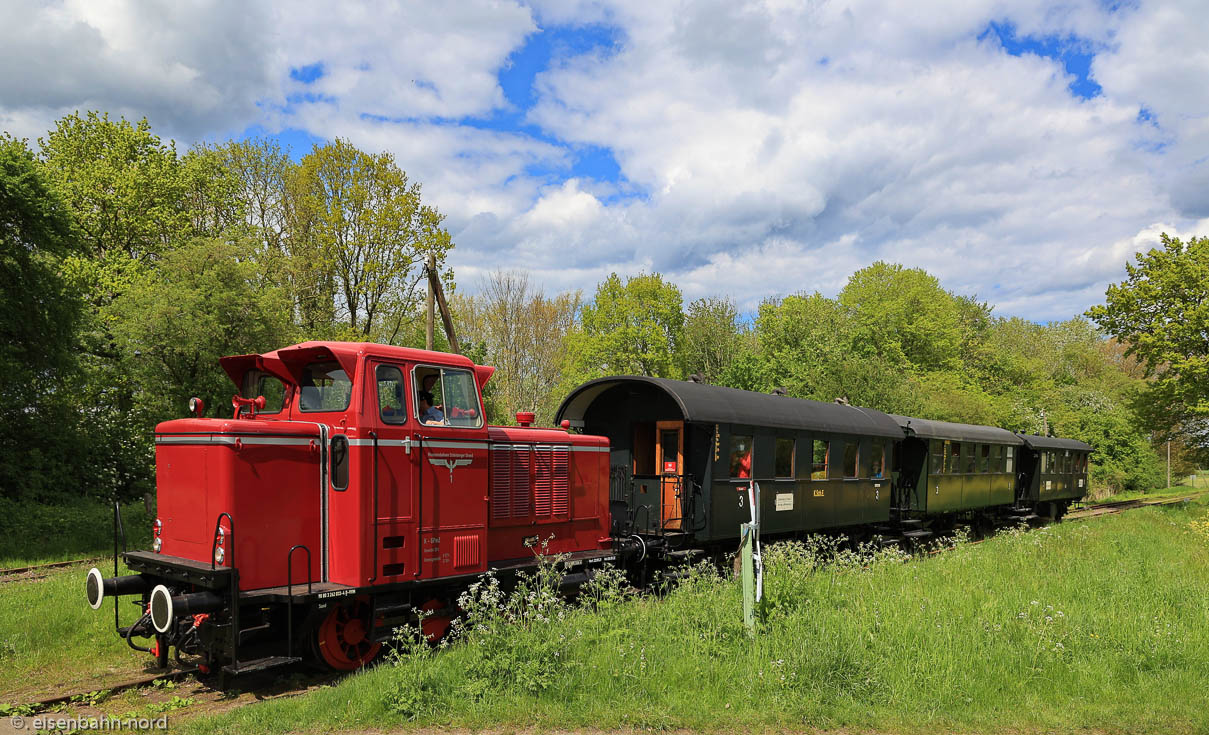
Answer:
(418, 391, 444, 425)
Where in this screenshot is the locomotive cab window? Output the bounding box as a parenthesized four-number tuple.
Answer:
(729, 434, 753, 479)
(775, 438, 794, 478)
(240, 370, 284, 414)
(299, 360, 352, 412)
(412, 366, 484, 428)
(812, 439, 829, 480)
(843, 442, 858, 479)
(376, 365, 407, 424)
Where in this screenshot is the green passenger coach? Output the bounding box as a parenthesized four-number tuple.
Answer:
(891, 416, 1024, 514)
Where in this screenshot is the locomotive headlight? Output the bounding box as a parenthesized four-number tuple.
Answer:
(152, 537, 162, 553)
(154, 519, 162, 536)
(213, 545, 225, 565)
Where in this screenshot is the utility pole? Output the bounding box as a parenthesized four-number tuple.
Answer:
(426, 253, 435, 352)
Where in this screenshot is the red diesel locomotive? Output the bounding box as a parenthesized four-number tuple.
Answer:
(86, 341, 615, 675)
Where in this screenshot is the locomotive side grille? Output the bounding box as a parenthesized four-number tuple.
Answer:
(491, 449, 512, 520)
(490, 444, 569, 520)
(552, 446, 569, 516)
(534, 446, 570, 517)
(511, 448, 531, 518)
(453, 534, 480, 569)
(534, 449, 552, 516)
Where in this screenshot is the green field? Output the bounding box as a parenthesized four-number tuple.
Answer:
(183, 496, 1209, 734)
(0, 498, 152, 569)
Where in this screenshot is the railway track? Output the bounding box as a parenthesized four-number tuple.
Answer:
(0, 556, 107, 584)
(1068, 489, 1209, 520)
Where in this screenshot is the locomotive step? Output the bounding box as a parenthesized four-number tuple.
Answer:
(901, 529, 933, 539)
(222, 655, 301, 675)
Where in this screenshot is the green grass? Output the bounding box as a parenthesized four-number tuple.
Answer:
(0, 498, 152, 568)
(0, 499, 156, 702)
(1090, 481, 1207, 505)
(0, 560, 160, 701)
(188, 498, 1209, 734)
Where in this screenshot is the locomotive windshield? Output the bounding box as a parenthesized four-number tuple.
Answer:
(412, 366, 483, 428)
(299, 360, 353, 412)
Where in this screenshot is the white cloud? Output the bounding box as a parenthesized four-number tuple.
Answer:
(2, 0, 1207, 322)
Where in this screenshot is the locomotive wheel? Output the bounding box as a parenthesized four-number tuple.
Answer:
(315, 596, 382, 671)
(419, 598, 452, 642)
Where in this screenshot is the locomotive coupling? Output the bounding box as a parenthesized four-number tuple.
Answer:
(149, 585, 224, 634)
(85, 568, 150, 610)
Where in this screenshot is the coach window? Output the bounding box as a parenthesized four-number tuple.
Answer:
(300, 360, 352, 412)
(870, 442, 886, 479)
(376, 365, 407, 424)
(843, 441, 858, 479)
(931, 440, 945, 474)
(947, 442, 961, 474)
(1005, 446, 1014, 474)
(811, 439, 829, 480)
(729, 434, 753, 478)
(775, 437, 794, 478)
(979, 444, 990, 473)
(1040, 451, 1048, 474)
(965, 443, 977, 474)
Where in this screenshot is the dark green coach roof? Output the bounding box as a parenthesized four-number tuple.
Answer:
(1018, 434, 1094, 452)
(890, 415, 1024, 445)
(556, 376, 904, 439)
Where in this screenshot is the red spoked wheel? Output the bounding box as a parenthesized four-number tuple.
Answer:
(419, 598, 453, 643)
(315, 596, 382, 671)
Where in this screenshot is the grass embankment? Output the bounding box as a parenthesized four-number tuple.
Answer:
(1089, 480, 1207, 505)
(190, 498, 1209, 735)
(0, 498, 152, 568)
(0, 499, 155, 701)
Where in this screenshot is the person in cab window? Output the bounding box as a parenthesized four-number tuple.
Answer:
(418, 391, 444, 425)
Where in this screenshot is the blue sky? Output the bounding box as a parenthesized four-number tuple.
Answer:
(3, 0, 1205, 321)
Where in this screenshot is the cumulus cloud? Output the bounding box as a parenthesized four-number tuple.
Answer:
(2, 0, 1206, 321)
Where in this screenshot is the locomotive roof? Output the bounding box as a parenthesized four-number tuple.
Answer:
(222, 341, 478, 386)
(890, 415, 1024, 445)
(556, 376, 904, 438)
(1017, 434, 1094, 452)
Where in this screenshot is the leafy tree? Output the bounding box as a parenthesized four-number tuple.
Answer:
(0, 135, 85, 500)
(679, 296, 744, 383)
(1087, 233, 1209, 456)
(108, 238, 293, 418)
(838, 261, 981, 371)
(453, 270, 581, 424)
(566, 273, 684, 379)
(287, 139, 453, 340)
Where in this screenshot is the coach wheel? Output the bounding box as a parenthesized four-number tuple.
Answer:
(315, 596, 382, 671)
(420, 598, 452, 642)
